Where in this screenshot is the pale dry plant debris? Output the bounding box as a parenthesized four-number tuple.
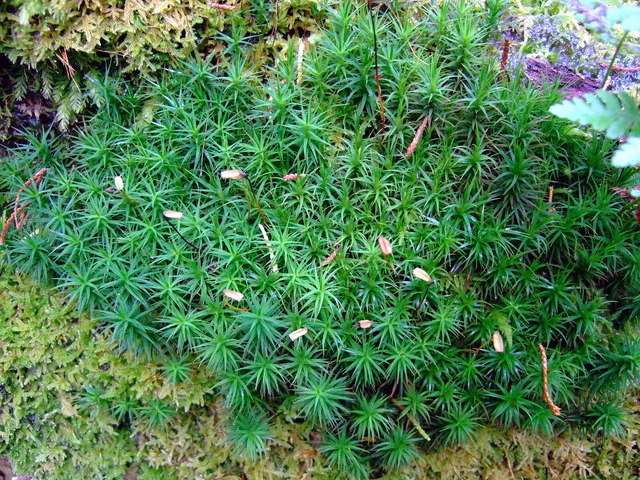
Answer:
(258, 224, 279, 273)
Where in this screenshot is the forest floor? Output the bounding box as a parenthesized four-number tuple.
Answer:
(1, 2, 640, 479)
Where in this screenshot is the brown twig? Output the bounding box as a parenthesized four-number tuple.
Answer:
(56, 49, 80, 91)
(498, 38, 511, 83)
(600, 63, 640, 72)
(405, 115, 430, 157)
(0, 211, 22, 246)
(321, 243, 340, 266)
(0, 168, 47, 246)
(547, 185, 555, 212)
(207, 2, 239, 10)
(538, 344, 562, 416)
(223, 299, 251, 311)
(504, 448, 516, 480)
(464, 338, 491, 355)
(13, 168, 47, 227)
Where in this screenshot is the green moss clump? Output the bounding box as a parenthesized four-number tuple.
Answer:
(0, 0, 321, 72)
(0, 272, 336, 479)
(0, 0, 323, 133)
(1, 272, 639, 479)
(2, 0, 640, 477)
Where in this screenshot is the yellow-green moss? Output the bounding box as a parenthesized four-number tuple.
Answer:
(1, 0, 321, 72)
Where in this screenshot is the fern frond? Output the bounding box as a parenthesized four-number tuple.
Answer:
(550, 90, 640, 139)
(611, 136, 640, 168)
(606, 4, 640, 32)
(14, 71, 28, 101)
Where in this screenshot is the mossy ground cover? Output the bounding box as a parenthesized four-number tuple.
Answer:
(0, 0, 323, 134)
(1, 0, 640, 478)
(1, 273, 639, 480)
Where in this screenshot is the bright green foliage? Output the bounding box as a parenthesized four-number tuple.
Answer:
(1, 274, 639, 479)
(2, 0, 640, 476)
(320, 431, 369, 479)
(0, 273, 337, 479)
(0, 274, 202, 479)
(549, 90, 640, 140)
(227, 409, 271, 460)
(375, 427, 420, 470)
(0, 0, 323, 133)
(351, 394, 394, 440)
(295, 376, 353, 426)
(161, 354, 194, 384)
(550, 92, 640, 168)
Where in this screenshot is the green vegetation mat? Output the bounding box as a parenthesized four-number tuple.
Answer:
(1, 273, 639, 479)
(1, 0, 640, 478)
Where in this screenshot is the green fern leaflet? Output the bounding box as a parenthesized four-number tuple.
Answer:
(550, 90, 640, 140)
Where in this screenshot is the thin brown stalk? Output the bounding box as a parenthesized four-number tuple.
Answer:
(163, 216, 201, 253)
(504, 448, 516, 480)
(465, 338, 491, 355)
(538, 344, 562, 416)
(498, 37, 511, 83)
(241, 179, 252, 221)
(245, 177, 268, 226)
(121, 191, 136, 204)
(56, 49, 80, 91)
(321, 243, 340, 266)
(382, 253, 395, 274)
(224, 299, 251, 312)
(0, 168, 47, 245)
(547, 185, 555, 212)
(600, 63, 640, 72)
(417, 289, 430, 311)
(13, 167, 47, 228)
(405, 115, 430, 157)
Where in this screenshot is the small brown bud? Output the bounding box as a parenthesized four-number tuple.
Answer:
(289, 328, 308, 341)
(223, 289, 244, 302)
(413, 268, 433, 283)
(492, 331, 504, 353)
(220, 169, 246, 180)
(377, 236, 392, 255)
